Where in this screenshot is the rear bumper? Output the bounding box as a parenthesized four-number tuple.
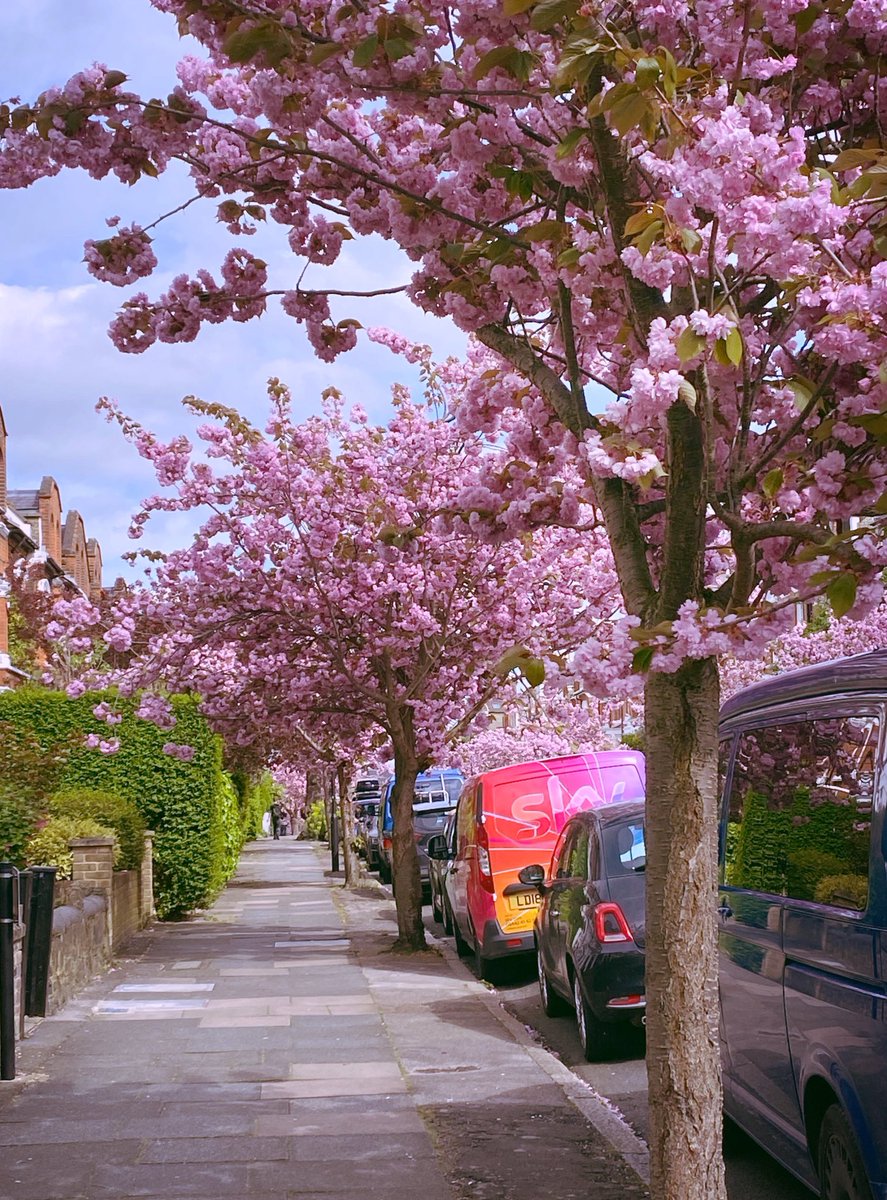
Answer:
(579, 950, 646, 1021)
(480, 920, 534, 960)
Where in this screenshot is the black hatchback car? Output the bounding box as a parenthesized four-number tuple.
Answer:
(519, 800, 646, 1061)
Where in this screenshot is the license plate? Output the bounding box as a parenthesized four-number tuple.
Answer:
(510, 891, 537, 910)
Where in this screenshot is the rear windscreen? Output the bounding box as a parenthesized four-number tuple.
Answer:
(603, 820, 646, 875)
(413, 809, 453, 835)
(486, 762, 644, 848)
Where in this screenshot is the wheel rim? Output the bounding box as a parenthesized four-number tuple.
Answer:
(822, 1131, 864, 1200)
(573, 975, 587, 1050)
(537, 949, 549, 1008)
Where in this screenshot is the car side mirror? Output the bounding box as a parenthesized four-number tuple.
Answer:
(518, 864, 546, 891)
(426, 834, 448, 860)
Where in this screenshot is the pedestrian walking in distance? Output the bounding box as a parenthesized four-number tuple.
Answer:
(270, 801, 283, 840)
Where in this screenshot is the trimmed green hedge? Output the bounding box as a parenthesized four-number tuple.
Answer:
(49, 788, 146, 871)
(0, 688, 245, 919)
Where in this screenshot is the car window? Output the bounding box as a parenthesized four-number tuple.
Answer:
(554, 825, 581, 879)
(456, 787, 476, 852)
(602, 820, 646, 876)
(725, 713, 877, 910)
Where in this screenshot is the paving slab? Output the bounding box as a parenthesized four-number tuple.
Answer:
(0, 839, 648, 1199)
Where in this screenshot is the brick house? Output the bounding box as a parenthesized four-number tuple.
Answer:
(0, 404, 104, 687)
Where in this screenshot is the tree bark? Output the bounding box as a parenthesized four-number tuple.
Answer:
(337, 760, 359, 886)
(644, 659, 726, 1200)
(389, 706, 426, 951)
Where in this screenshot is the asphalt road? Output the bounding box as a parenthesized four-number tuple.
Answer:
(426, 924, 815, 1200)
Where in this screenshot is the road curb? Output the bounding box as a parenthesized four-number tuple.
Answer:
(426, 928, 651, 1187)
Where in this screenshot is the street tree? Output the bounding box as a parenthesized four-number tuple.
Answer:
(4, 2, 887, 1193)
(51, 387, 614, 948)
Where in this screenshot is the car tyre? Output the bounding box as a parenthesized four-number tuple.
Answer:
(818, 1103, 873, 1200)
(573, 973, 610, 1062)
(431, 886, 442, 924)
(537, 946, 569, 1018)
(453, 913, 471, 957)
(475, 942, 499, 984)
(379, 859, 391, 884)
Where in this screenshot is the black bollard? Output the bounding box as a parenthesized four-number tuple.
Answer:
(24, 866, 56, 1018)
(0, 863, 16, 1080)
(330, 810, 340, 873)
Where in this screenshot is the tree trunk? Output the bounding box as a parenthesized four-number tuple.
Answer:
(389, 708, 425, 951)
(337, 760, 359, 886)
(320, 767, 333, 843)
(644, 658, 726, 1200)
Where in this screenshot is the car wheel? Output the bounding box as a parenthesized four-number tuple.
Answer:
(379, 860, 391, 884)
(453, 913, 471, 957)
(537, 946, 568, 1018)
(573, 973, 610, 1062)
(818, 1103, 873, 1200)
(475, 942, 499, 984)
(431, 886, 442, 924)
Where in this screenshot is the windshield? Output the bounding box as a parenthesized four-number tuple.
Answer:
(413, 774, 461, 811)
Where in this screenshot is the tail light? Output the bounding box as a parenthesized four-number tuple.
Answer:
(476, 824, 494, 893)
(593, 902, 634, 944)
(382, 835, 392, 852)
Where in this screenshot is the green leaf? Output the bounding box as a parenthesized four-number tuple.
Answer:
(309, 42, 340, 65)
(608, 91, 650, 137)
(474, 45, 521, 78)
(624, 207, 657, 236)
(223, 24, 287, 65)
(520, 656, 546, 688)
(676, 326, 706, 362)
(521, 218, 566, 242)
(632, 645, 655, 673)
(792, 3, 821, 33)
(352, 33, 379, 67)
(555, 127, 586, 159)
(786, 377, 815, 408)
(530, 0, 579, 30)
(556, 246, 582, 267)
(679, 227, 703, 254)
(725, 326, 743, 365)
(762, 467, 783, 499)
(873, 492, 887, 515)
(827, 572, 857, 619)
(634, 218, 663, 256)
(384, 38, 411, 60)
(832, 148, 880, 171)
(503, 0, 536, 14)
(635, 56, 661, 88)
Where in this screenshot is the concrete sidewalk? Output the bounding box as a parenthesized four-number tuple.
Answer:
(0, 840, 649, 1200)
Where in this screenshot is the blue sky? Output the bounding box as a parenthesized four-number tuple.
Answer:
(0, 1, 466, 583)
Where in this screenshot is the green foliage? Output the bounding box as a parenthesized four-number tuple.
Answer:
(303, 799, 327, 840)
(49, 788, 146, 870)
(803, 598, 831, 636)
(0, 718, 73, 865)
(25, 815, 117, 880)
(0, 687, 245, 919)
(814, 873, 869, 910)
(235, 770, 279, 841)
(620, 730, 645, 753)
(730, 787, 870, 909)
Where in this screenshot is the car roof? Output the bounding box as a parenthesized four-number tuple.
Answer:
(562, 799, 645, 828)
(469, 750, 645, 789)
(720, 649, 887, 723)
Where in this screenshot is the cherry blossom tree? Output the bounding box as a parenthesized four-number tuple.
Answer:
(4, 2, 887, 1193)
(51, 387, 615, 948)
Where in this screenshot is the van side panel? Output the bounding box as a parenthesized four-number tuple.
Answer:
(483, 755, 645, 939)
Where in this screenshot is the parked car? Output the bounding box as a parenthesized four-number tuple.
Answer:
(718, 649, 887, 1200)
(441, 751, 645, 981)
(428, 808, 458, 932)
(518, 801, 646, 1060)
(377, 769, 463, 887)
(352, 798, 380, 866)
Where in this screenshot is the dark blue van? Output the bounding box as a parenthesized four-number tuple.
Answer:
(377, 769, 463, 888)
(718, 649, 887, 1200)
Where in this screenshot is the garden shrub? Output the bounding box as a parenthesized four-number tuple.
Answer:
(25, 816, 117, 880)
(303, 799, 326, 840)
(49, 788, 146, 870)
(0, 720, 73, 865)
(0, 687, 245, 919)
(814, 873, 869, 910)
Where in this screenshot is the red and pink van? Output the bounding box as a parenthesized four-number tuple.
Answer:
(443, 751, 645, 979)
